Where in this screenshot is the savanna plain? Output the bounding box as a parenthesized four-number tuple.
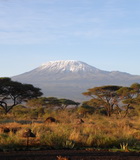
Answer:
(0, 107, 140, 160)
(1, 79, 140, 159)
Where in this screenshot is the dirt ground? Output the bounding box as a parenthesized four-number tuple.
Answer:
(0, 150, 140, 160)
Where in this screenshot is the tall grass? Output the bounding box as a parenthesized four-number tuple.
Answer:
(0, 110, 140, 151)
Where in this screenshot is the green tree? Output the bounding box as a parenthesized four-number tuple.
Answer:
(82, 85, 122, 117)
(41, 97, 80, 110)
(27, 97, 80, 110)
(83, 84, 140, 117)
(117, 83, 140, 117)
(0, 77, 42, 114)
(78, 102, 95, 116)
(26, 97, 47, 108)
(58, 98, 80, 110)
(45, 97, 61, 108)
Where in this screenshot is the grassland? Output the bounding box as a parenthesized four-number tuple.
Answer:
(0, 107, 140, 153)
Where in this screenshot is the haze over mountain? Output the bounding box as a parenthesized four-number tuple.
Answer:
(12, 60, 140, 101)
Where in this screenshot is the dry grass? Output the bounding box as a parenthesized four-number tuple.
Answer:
(0, 113, 140, 150)
(57, 156, 70, 160)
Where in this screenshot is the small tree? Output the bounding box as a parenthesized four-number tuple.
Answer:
(78, 102, 95, 117)
(45, 97, 61, 109)
(26, 97, 47, 108)
(42, 97, 80, 110)
(0, 77, 43, 114)
(58, 98, 80, 110)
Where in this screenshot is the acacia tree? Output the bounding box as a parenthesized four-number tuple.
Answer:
(26, 97, 47, 108)
(83, 85, 122, 117)
(0, 77, 43, 114)
(27, 97, 79, 110)
(117, 83, 140, 117)
(58, 98, 80, 110)
(83, 83, 140, 117)
(42, 97, 80, 110)
(44, 97, 61, 109)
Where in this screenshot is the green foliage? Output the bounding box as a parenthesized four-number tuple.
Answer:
(26, 97, 79, 111)
(82, 85, 122, 116)
(83, 83, 140, 117)
(58, 99, 80, 110)
(26, 97, 47, 108)
(0, 78, 42, 114)
(78, 103, 95, 115)
(30, 109, 39, 119)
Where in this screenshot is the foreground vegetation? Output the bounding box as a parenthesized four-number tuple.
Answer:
(1, 77, 140, 152)
(0, 108, 140, 152)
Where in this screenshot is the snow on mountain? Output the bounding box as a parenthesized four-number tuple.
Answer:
(12, 60, 140, 101)
(12, 60, 108, 82)
(38, 60, 102, 73)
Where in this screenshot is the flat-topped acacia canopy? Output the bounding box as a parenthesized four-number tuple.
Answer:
(0, 77, 42, 114)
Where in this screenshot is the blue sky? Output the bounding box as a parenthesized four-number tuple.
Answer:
(0, 0, 140, 77)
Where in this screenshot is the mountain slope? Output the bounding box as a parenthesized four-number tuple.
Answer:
(12, 60, 140, 101)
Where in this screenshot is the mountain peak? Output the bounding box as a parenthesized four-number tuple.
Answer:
(12, 60, 140, 101)
(39, 60, 100, 73)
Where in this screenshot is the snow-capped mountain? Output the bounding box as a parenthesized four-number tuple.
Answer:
(12, 60, 140, 101)
(39, 60, 102, 73)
